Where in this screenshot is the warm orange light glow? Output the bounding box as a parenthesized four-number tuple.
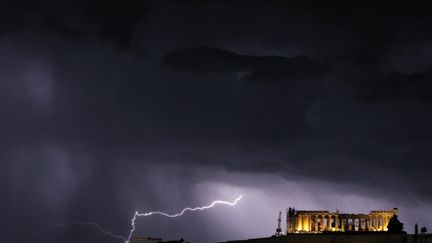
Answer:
(287, 208, 398, 234)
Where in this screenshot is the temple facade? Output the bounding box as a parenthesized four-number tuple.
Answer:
(286, 207, 398, 233)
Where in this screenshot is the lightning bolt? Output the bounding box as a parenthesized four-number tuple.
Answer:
(43, 195, 243, 243)
(126, 194, 243, 243)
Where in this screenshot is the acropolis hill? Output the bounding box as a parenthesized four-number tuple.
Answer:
(221, 207, 432, 243)
(222, 233, 432, 243)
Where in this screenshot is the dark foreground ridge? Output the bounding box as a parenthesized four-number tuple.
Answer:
(220, 233, 432, 243)
(131, 237, 189, 243)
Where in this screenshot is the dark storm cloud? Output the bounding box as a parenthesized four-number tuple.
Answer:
(1, 1, 432, 242)
(360, 72, 432, 103)
(163, 47, 328, 83)
(0, 0, 150, 49)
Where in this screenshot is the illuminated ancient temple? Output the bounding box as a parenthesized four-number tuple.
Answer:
(286, 207, 398, 233)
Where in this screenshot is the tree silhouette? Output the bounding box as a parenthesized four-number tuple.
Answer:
(387, 214, 404, 233)
(421, 227, 427, 234)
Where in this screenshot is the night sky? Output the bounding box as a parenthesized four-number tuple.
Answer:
(1, 1, 432, 242)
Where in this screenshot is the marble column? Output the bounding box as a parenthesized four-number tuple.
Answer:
(381, 216, 384, 230)
(315, 215, 319, 231)
(383, 216, 387, 230)
(366, 218, 370, 231)
(354, 218, 358, 231)
(373, 216, 378, 231)
(341, 218, 345, 231)
(377, 216, 380, 230)
(298, 215, 303, 231)
(335, 215, 339, 230)
(303, 215, 309, 231)
(322, 215, 326, 231)
(348, 219, 352, 231)
(309, 215, 312, 231)
(358, 219, 361, 231)
(358, 218, 361, 231)
(380, 216, 383, 230)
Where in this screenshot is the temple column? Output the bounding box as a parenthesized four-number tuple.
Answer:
(380, 216, 383, 230)
(335, 215, 339, 230)
(374, 216, 377, 230)
(381, 216, 384, 230)
(353, 218, 357, 231)
(373, 216, 376, 230)
(300, 215, 304, 231)
(308, 215, 312, 231)
(384, 216, 387, 230)
(325, 215, 329, 230)
(315, 215, 319, 231)
(352, 218, 355, 231)
(377, 216, 380, 230)
(341, 218, 345, 231)
(373, 216, 378, 231)
(355, 218, 358, 231)
(321, 215, 325, 231)
(298, 215, 303, 230)
(309, 215, 312, 231)
(326, 215, 330, 230)
(378, 216, 383, 230)
(323, 215, 326, 230)
(375, 216, 379, 230)
(349, 218, 351, 231)
(304, 215, 309, 231)
(358, 218, 361, 231)
(366, 218, 369, 231)
(332, 215, 335, 230)
(348, 219, 351, 231)
(358, 219, 361, 231)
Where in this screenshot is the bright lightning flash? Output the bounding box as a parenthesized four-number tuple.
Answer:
(126, 194, 243, 243)
(43, 195, 243, 243)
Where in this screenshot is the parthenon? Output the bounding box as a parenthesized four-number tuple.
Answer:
(286, 207, 398, 233)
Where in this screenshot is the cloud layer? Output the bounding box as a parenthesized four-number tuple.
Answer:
(1, 1, 432, 242)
